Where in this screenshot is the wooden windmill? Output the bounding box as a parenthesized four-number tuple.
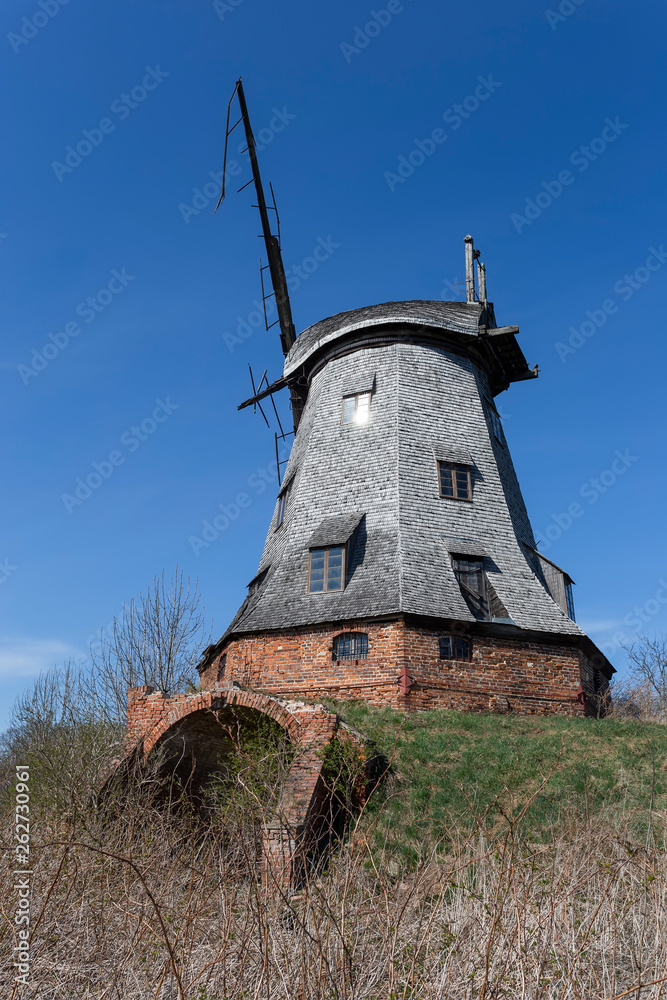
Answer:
(201, 80, 613, 716)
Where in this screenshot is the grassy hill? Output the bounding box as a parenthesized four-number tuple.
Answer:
(331, 703, 667, 858)
(3, 702, 667, 996)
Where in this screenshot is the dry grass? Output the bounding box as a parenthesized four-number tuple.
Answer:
(2, 734, 667, 1000)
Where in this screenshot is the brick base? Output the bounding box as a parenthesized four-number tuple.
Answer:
(199, 616, 607, 716)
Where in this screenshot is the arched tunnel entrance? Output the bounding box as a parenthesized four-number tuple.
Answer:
(149, 704, 294, 814)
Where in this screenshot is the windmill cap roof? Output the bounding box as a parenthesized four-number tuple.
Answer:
(284, 299, 536, 395)
(284, 300, 486, 376)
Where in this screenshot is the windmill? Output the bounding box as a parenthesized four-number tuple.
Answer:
(205, 82, 614, 718)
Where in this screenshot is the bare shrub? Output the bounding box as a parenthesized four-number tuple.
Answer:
(615, 634, 667, 724)
(89, 568, 210, 723)
(0, 569, 208, 819)
(0, 661, 123, 817)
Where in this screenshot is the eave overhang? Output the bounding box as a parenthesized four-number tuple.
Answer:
(283, 301, 537, 398)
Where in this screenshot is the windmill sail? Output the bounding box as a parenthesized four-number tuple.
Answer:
(217, 79, 303, 428)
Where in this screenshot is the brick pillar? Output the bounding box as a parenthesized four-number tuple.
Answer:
(261, 824, 300, 892)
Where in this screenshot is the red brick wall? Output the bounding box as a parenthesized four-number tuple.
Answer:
(199, 618, 590, 715)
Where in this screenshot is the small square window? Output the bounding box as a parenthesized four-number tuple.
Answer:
(439, 636, 471, 660)
(308, 546, 345, 593)
(438, 461, 472, 501)
(342, 392, 371, 425)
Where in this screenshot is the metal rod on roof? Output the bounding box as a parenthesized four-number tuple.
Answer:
(478, 260, 487, 303)
(464, 235, 476, 303)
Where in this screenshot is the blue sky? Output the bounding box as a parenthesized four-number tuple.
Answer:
(2, 0, 666, 729)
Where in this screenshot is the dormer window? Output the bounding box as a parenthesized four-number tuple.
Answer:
(342, 392, 371, 425)
(247, 567, 269, 597)
(524, 545, 576, 621)
(452, 556, 489, 620)
(306, 512, 364, 595)
(308, 546, 344, 593)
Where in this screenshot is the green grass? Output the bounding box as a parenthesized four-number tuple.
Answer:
(330, 702, 667, 860)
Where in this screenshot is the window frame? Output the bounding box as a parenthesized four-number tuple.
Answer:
(275, 483, 290, 529)
(488, 403, 505, 444)
(438, 461, 472, 501)
(332, 632, 369, 660)
(341, 391, 372, 426)
(438, 635, 472, 661)
(307, 545, 346, 594)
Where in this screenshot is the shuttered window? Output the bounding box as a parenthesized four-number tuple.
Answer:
(525, 545, 576, 620)
(452, 557, 490, 620)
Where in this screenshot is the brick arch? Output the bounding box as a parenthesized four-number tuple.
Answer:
(138, 686, 305, 760)
(121, 683, 345, 889)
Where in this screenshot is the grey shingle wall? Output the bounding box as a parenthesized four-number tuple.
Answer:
(226, 343, 402, 634)
(223, 304, 583, 640)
